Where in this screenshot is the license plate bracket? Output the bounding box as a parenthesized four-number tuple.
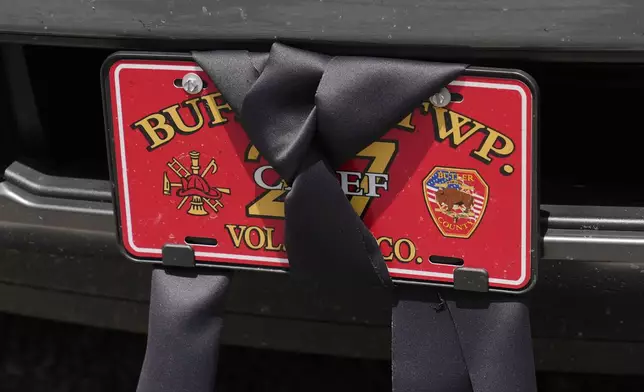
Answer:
(102, 51, 539, 294)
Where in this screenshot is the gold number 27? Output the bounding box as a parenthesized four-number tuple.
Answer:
(244, 141, 398, 219)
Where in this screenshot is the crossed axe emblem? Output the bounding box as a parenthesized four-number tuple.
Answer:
(162, 151, 231, 216)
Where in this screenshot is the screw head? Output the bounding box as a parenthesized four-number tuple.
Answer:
(182, 73, 203, 95)
(429, 87, 451, 108)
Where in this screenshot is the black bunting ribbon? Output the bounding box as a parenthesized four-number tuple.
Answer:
(194, 44, 464, 290)
(137, 269, 231, 392)
(392, 287, 536, 392)
(136, 43, 537, 392)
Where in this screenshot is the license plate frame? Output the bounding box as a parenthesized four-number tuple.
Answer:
(102, 51, 539, 294)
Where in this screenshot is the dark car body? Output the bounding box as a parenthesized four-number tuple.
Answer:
(0, 0, 644, 376)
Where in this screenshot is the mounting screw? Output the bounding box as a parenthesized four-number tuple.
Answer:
(429, 87, 451, 108)
(182, 73, 203, 95)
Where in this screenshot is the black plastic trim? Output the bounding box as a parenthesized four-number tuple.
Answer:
(162, 244, 195, 268)
(453, 268, 489, 292)
(4, 161, 111, 202)
(7, 34, 644, 65)
(543, 204, 644, 232)
(0, 181, 111, 216)
(4, 0, 644, 53)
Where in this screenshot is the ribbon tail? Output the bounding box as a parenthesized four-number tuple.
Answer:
(392, 285, 537, 392)
(448, 294, 537, 392)
(392, 286, 473, 392)
(137, 268, 232, 392)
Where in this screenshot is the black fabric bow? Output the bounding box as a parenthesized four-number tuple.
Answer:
(194, 44, 465, 290)
(136, 43, 537, 392)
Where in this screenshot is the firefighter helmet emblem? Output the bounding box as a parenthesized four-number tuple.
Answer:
(423, 166, 488, 239)
(163, 151, 231, 216)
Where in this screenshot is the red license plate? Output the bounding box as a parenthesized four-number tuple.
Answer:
(102, 52, 538, 293)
